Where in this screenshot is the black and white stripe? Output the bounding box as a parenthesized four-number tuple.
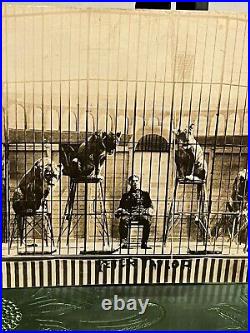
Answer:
(2, 256, 248, 288)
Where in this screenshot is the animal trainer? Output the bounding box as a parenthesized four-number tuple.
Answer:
(115, 175, 154, 250)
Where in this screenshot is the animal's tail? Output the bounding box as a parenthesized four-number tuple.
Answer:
(60, 145, 78, 176)
(197, 183, 202, 194)
(197, 182, 208, 218)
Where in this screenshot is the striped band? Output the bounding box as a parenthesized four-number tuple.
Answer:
(2, 256, 248, 288)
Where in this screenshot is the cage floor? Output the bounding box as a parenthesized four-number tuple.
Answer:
(2, 240, 247, 257)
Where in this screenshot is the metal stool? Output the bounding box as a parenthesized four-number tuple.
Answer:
(163, 177, 209, 244)
(58, 176, 109, 251)
(10, 200, 54, 248)
(127, 221, 143, 248)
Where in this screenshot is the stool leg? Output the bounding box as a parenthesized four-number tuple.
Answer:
(23, 217, 28, 245)
(9, 216, 18, 248)
(66, 181, 77, 245)
(43, 212, 53, 247)
(48, 214, 54, 247)
(231, 216, 238, 243)
(99, 182, 109, 247)
(128, 222, 132, 249)
(43, 201, 53, 247)
(163, 178, 178, 244)
(128, 224, 143, 249)
(44, 215, 49, 247)
(58, 180, 76, 246)
(243, 232, 248, 252)
(57, 207, 67, 246)
(18, 216, 25, 246)
(197, 183, 210, 244)
(44, 199, 54, 247)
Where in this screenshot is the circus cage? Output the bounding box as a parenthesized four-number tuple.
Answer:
(2, 5, 248, 288)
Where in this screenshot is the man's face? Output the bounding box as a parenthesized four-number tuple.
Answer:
(129, 177, 139, 190)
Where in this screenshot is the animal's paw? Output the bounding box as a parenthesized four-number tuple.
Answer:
(64, 214, 70, 221)
(103, 244, 111, 251)
(185, 175, 202, 182)
(26, 243, 39, 247)
(194, 215, 200, 224)
(95, 174, 103, 180)
(210, 236, 216, 244)
(184, 175, 193, 181)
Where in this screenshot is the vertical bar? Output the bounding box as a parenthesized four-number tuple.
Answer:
(125, 14, 142, 255)
(58, 8, 63, 255)
(196, 17, 219, 252)
(3, 7, 10, 254)
(67, 11, 73, 254)
(223, 21, 247, 254)
(176, 18, 190, 255)
(111, 13, 122, 252)
(206, 17, 230, 253)
(49, 12, 55, 255)
(31, 7, 36, 254)
(143, 16, 161, 254)
(20, 8, 28, 250)
(161, 14, 180, 254)
(103, 12, 111, 251)
(39, 8, 45, 254)
(14, 7, 19, 254)
(187, 17, 209, 253)
(137, 15, 152, 254)
(130, 14, 142, 179)
(214, 19, 240, 253)
(121, 15, 131, 203)
(119, 14, 132, 255)
(75, 11, 82, 255)
(153, 16, 172, 254)
(92, 14, 100, 252)
(83, 12, 91, 253)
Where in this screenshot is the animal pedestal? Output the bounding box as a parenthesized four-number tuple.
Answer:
(163, 177, 209, 249)
(58, 176, 109, 252)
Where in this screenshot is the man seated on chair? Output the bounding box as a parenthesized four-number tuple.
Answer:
(115, 175, 154, 249)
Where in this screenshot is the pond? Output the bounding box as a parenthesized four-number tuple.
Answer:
(2, 283, 247, 331)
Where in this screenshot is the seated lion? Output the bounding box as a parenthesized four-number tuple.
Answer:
(12, 158, 61, 245)
(13, 158, 61, 216)
(60, 131, 121, 179)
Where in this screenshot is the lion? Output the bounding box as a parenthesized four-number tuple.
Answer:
(12, 158, 61, 245)
(173, 123, 207, 182)
(60, 131, 121, 179)
(211, 169, 248, 250)
(173, 124, 209, 240)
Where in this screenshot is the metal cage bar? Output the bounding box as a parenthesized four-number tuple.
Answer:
(2, 6, 248, 258)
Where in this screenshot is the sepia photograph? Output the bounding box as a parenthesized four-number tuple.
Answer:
(2, 2, 248, 331)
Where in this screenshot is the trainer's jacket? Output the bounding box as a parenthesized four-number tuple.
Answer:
(118, 189, 153, 213)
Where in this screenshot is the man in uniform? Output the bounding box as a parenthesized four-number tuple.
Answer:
(115, 175, 154, 249)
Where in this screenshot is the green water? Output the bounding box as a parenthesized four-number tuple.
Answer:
(2, 284, 248, 331)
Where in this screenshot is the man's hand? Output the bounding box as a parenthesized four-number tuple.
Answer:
(131, 207, 154, 217)
(147, 207, 154, 216)
(115, 208, 129, 218)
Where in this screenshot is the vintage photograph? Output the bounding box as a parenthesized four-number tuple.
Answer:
(2, 2, 248, 331)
